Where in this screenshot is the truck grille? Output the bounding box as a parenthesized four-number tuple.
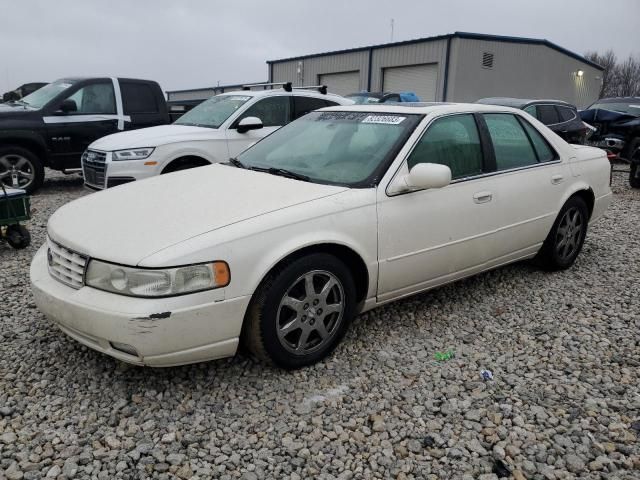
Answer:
(82, 150, 107, 189)
(47, 238, 88, 289)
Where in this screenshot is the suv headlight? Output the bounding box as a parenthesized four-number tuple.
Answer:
(85, 259, 230, 297)
(112, 147, 155, 161)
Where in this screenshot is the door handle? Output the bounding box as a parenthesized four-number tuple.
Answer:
(551, 174, 564, 185)
(473, 191, 493, 204)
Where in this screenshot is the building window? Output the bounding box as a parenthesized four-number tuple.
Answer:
(482, 52, 494, 69)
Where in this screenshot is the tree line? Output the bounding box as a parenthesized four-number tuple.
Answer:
(585, 50, 640, 98)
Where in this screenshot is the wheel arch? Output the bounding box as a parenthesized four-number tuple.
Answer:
(161, 155, 212, 174)
(568, 187, 595, 220)
(0, 134, 48, 165)
(254, 242, 371, 310)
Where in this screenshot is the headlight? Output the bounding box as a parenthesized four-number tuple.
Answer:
(85, 259, 230, 297)
(112, 147, 155, 161)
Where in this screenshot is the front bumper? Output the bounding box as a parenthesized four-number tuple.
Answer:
(83, 149, 164, 190)
(30, 245, 251, 367)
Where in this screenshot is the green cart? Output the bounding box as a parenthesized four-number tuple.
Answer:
(0, 184, 31, 249)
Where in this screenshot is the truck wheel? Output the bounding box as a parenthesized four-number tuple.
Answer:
(243, 253, 356, 369)
(0, 146, 44, 193)
(535, 196, 589, 271)
(6, 224, 31, 249)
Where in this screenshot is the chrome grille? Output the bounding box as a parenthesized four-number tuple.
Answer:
(47, 238, 88, 289)
(82, 149, 107, 189)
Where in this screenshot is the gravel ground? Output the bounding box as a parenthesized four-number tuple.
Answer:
(1, 169, 639, 480)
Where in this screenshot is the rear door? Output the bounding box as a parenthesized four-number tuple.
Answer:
(225, 95, 291, 157)
(479, 113, 569, 263)
(555, 105, 584, 143)
(120, 80, 167, 130)
(44, 80, 119, 169)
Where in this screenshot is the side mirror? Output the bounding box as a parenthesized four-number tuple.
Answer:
(237, 116, 263, 134)
(58, 99, 78, 114)
(405, 163, 451, 190)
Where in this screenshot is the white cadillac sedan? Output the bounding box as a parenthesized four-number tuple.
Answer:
(31, 103, 612, 369)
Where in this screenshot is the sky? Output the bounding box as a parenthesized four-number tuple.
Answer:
(1, 0, 639, 93)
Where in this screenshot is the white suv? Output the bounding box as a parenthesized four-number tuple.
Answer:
(82, 86, 353, 189)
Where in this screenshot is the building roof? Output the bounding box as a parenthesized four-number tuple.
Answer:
(267, 31, 604, 71)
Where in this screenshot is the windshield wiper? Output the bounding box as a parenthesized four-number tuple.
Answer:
(265, 167, 310, 182)
(227, 157, 246, 169)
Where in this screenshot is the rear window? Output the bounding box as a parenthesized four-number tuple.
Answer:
(557, 106, 576, 122)
(537, 105, 560, 125)
(121, 83, 159, 114)
(293, 96, 338, 120)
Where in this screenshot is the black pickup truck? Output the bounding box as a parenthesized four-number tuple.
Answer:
(0, 77, 169, 192)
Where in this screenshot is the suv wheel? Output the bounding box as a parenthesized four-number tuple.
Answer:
(243, 253, 356, 369)
(0, 146, 44, 193)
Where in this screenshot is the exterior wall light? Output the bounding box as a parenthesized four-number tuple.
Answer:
(576, 70, 584, 77)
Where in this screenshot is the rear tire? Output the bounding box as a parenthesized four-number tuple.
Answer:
(535, 196, 589, 271)
(242, 253, 356, 369)
(0, 146, 44, 194)
(630, 162, 640, 189)
(6, 224, 31, 249)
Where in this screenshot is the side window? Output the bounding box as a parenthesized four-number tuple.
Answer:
(484, 113, 538, 170)
(407, 114, 483, 179)
(520, 118, 556, 163)
(121, 83, 158, 114)
(236, 96, 290, 128)
(557, 106, 576, 122)
(536, 105, 559, 125)
(523, 105, 537, 118)
(65, 82, 116, 114)
(293, 96, 334, 120)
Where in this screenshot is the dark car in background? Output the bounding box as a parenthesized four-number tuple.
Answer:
(0, 77, 170, 193)
(476, 98, 588, 144)
(346, 91, 420, 104)
(579, 97, 640, 188)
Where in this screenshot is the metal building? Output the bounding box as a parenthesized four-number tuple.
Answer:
(268, 32, 604, 108)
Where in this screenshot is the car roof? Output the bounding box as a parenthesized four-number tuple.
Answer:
(594, 97, 640, 103)
(477, 97, 575, 108)
(319, 102, 524, 115)
(218, 88, 352, 103)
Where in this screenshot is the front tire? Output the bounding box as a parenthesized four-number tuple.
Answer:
(536, 196, 589, 271)
(243, 253, 356, 369)
(0, 146, 44, 194)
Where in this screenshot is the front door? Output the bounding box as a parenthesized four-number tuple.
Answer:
(225, 96, 291, 158)
(44, 81, 120, 169)
(377, 113, 501, 301)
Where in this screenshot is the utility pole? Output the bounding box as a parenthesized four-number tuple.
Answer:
(390, 18, 394, 42)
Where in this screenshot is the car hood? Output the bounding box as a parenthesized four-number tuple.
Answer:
(47, 164, 348, 266)
(90, 124, 224, 150)
(0, 102, 36, 117)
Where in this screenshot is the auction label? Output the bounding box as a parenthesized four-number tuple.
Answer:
(362, 115, 406, 125)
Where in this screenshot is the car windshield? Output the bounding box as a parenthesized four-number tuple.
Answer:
(237, 111, 421, 186)
(20, 79, 76, 109)
(174, 94, 252, 128)
(346, 94, 382, 105)
(589, 102, 640, 116)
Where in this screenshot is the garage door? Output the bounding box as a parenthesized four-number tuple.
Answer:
(382, 64, 439, 101)
(319, 71, 360, 96)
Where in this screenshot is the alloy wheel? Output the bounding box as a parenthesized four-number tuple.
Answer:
(276, 270, 345, 355)
(555, 206, 584, 262)
(0, 154, 35, 189)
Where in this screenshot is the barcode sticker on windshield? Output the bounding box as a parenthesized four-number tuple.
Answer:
(362, 115, 406, 125)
